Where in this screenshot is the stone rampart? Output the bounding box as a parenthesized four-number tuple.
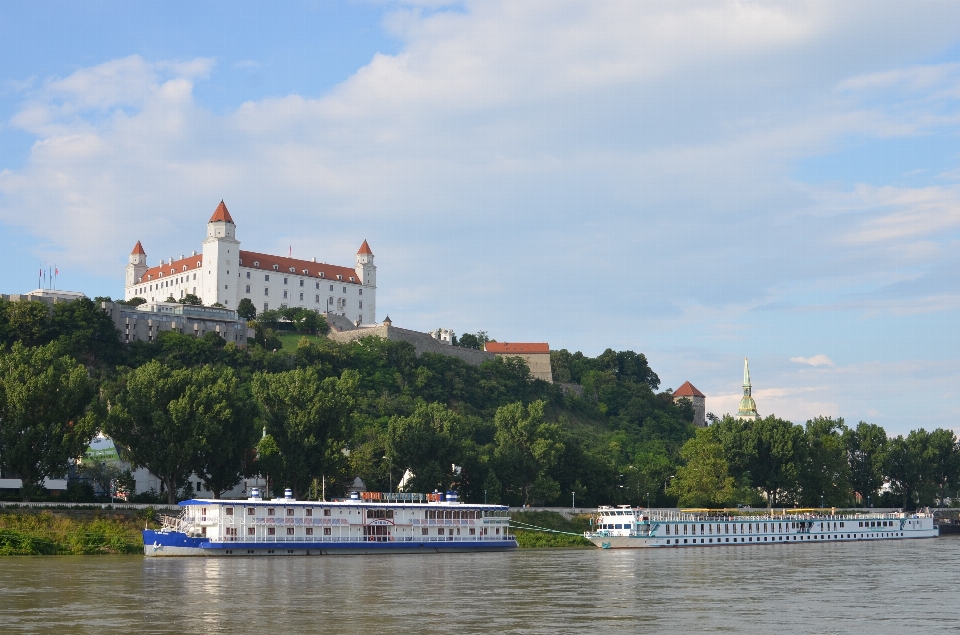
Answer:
(328, 325, 494, 366)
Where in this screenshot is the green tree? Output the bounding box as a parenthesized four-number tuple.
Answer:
(798, 416, 851, 507)
(50, 297, 122, 366)
(192, 368, 259, 499)
(925, 428, 959, 507)
(3, 300, 52, 347)
(179, 294, 203, 306)
(493, 400, 564, 504)
(843, 421, 888, 506)
(387, 402, 461, 493)
(885, 431, 928, 510)
(667, 426, 735, 507)
(251, 368, 358, 498)
(722, 415, 803, 508)
(236, 298, 257, 320)
(104, 362, 233, 504)
(0, 342, 98, 500)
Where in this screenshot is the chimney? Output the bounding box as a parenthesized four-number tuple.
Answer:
(312, 257, 316, 263)
(192, 250, 197, 256)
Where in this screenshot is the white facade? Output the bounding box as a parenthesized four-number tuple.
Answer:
(124, 202, 377, 324)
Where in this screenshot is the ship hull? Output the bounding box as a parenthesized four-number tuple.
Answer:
(143, 529, 518, 557)
(585, 528, 939, 549)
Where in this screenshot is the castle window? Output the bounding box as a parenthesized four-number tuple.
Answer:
(246, 285, 250, 293)
(302, 269, 308, 275)
(315, 282, 320, 289)
(349, 277, 355, 282)
(273, 265, 279, 271)
(359, 301, 362, 309)
(342, 287, 346, 293)
(182, 266, 187, 271)
(264, 303, 269, 311)
(289, 267, 295, 273)
(299, 280, 304, 287)
(196, 262, 201, 268)
(264, 275, 269, 281)
(358, 289, 362, 295)
(299, 293, 304, 301)
(253, 261, 259, 267)
(315, 295, 320, 303)
(319, 272, 324, 278)
(264, 288, 269, 296)
(246, 272, 250, 279)
(283, 290, 288, 299)
(329, 285, 333, 291)
(283, 278, 288, 285)
(193, 273, 196, 280)
(336, 274, 342, 280)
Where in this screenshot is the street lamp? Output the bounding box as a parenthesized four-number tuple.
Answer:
(646, 492, 650, 510)
(572, 491, 576, 511)
(868, 495, 871, 509)
(484, 490, 487, 504)
(821, 495, 824, 510)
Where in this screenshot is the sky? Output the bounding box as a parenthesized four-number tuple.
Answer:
(2, 1, 960, 435)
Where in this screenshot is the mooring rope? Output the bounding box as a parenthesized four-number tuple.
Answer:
(509, 520, 585, 537)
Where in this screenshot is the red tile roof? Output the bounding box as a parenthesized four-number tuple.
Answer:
(485, 342, 550, 354)
(208, 200, 234, 224)
(139, 254, 203, 283)
(673, 381, 705, 398)
(239, 250, 361, 284)
(357, 240, 373, 255)
(130, 241, 146, 255)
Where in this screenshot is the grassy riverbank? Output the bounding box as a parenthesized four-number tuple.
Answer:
(511, 510, 595, 548)
(0, 508, 154, 555)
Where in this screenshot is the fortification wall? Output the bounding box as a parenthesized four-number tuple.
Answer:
(328, 325, 494, 366)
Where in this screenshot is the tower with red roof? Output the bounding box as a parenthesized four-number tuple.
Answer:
(673, 381, 706, 427)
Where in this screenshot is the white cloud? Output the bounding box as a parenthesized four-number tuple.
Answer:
(790, 354, 834, 367)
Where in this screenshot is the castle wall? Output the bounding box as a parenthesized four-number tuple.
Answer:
(328, 325, 495, 366)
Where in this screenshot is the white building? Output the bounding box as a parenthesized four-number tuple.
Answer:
(125, 202, 376, 324)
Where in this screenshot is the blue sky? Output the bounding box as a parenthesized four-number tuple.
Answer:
(3, 1, 960, 435)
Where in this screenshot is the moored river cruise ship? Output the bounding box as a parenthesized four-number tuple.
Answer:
(585, 506, 938, 549)
(144, 489, 516, 556)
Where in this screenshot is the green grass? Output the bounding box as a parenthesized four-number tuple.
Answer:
(511, 510, 595, 548)
(277, 333, 327, 351)
(0, 510, 153, 555)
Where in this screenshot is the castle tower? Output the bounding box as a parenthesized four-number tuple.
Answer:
(736, 357, 760, 421)
(355, 240, 376, 322)
(673, 381, 706, 427)
(201, 201, 240, 307)
(126, 241, 148, 289)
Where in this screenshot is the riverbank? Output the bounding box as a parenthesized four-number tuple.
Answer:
(0, 508, 154, 555)
(510, 510, 594, 548)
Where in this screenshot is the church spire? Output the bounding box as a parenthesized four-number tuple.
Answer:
(736, 357, 759, 421)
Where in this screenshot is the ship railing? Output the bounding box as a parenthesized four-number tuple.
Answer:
(207, 534, 514, 544)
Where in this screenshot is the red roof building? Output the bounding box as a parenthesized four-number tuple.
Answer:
(484, 342, 553, 382)
(124, 201, 377, 325)
(672, 381, 706, 427)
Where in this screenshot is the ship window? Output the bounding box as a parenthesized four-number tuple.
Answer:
(324, 509, 331, 516)
(248, 528, 255, 536)
(286, 508, 294, 516)
(422, 528, 429, 535)
(306, 528, 313, 536)
(305, 509, 313, 517)
(247, 508, 255, 516)
(268, 528, 276, 536)
(286, 528, 294, 536)
(683, 525, 688, 535)
(267, 508, 275, 516)
(700, 524, 704, 535)
(438, 528, 445, 535)
(225, 507, 234, 516)
(324, 528, 331, 535)
(666, 525, 671, 535)
(470, 528, 476, 535)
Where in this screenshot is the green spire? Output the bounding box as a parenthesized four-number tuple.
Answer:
(737, 357, 759, 421)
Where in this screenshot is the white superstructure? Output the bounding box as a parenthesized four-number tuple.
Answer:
(144, 490, 516, 556)
(585, 506, 938, 548)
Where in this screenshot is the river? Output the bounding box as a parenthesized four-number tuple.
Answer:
(2, 537, 958, 634)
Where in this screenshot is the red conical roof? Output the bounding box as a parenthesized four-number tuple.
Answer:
(357, 240, 373, 255)
(131, 241, 146, 255)
(673, 381, 705, 398)
(208, 200, 234, 223)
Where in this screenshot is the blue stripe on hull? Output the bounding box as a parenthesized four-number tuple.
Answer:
(143, 530, 517, 556)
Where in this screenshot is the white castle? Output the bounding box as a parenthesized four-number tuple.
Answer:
(124, 201, 376, 324)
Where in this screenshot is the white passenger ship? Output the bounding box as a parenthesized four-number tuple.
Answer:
(585, 506, 938, 549)
(144, 489, 516, 556)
